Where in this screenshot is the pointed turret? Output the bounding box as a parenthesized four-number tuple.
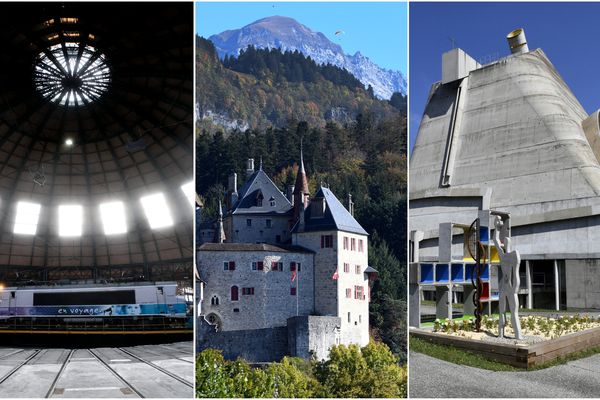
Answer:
(215, 200, 226, 244)
(293, 142, 310, 222)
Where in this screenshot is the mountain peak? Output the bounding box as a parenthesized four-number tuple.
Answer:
(208, 16, 406, 98)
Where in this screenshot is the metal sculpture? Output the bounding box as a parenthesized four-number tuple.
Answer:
(493, 216, 522, 339)
(466, 218, 485, 332)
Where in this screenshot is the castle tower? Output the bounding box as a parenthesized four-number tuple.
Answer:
(293, 144, 310, 222)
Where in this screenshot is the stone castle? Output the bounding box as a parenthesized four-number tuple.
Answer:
(197, 151, 377, 362)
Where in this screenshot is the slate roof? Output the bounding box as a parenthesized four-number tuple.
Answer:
(232, 170, 293, 215)
(199, 243, 314, 254)
(294, 187, 368, 235)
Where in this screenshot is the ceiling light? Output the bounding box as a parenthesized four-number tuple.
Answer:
(14, 201, 41, 235)
(140, 193, 174, 229)
(58, 204, 83, 237)
(65, 138, 73, 146)
(99, 201, 127, 235)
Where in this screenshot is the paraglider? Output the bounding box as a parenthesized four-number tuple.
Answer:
(335, 30, 345, 36)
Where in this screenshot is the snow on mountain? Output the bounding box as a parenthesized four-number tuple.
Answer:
(209, 16, 406, 99)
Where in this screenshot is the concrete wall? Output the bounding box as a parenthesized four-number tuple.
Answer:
(198, 249, 314, 331)
(566, 259, 600, 309)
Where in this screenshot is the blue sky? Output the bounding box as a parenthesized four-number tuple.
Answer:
(196, 2, 407, 73)
(410, 2, 600, 154)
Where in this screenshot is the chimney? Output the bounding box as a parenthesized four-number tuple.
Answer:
(287, 185, 295, 205)
(348, 193, 354, 217)
(228, 173, 237, 193)
(507, 28, 529, 54)
(246, 158, 255, 179)
(226, 173, 238, 210)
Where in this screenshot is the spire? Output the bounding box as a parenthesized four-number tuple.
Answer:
(215, 200, 226, 244)
(293, 141, 310, 223)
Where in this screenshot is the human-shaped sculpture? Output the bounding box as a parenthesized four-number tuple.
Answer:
(493, 216, 522, 340)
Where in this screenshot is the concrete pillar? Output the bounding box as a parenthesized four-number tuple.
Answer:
(463, 284, 476, 316)
(408, 263, 421, 328)
(436, 285, 452, 320)
(554, 260, 560, 311)
(526, 261, 533, 309)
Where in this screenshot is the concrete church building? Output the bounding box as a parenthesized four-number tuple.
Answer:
(197, 153, 377, 362)
(410, 29, 600, 311)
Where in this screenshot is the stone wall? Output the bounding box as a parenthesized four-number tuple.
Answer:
(198, 248, 314, 331)
(228, 214, 291, 244)
(566, 259, 600, 309)
(198, 324, 288, 362)
(288, 315, 341, 361)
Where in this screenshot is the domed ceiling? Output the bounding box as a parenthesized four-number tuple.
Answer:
(0, 3, 193, 271)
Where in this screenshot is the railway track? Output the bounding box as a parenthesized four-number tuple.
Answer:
(0, 342, 192, 398)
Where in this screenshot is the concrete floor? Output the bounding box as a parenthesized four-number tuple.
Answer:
(0, 342, 193, 398)
(409, 351, 600, 398)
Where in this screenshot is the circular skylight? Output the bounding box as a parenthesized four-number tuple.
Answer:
(34, 42, 110, 106)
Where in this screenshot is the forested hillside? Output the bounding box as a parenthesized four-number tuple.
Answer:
(196, 36, 403, 130)
(196, 36, 408, 362)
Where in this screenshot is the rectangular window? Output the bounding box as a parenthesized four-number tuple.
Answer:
(355, 285, 365, 300)
(358, 239, 364, 252)
(343, 236, 349, 250)
(355, 265, 361, 274)
(348, 312, 351, 323)
(242, 287, 255, 295)
(252, 262, 257, 271)
(345, 288, 352, 298)
(276, 235, 281, 243)
(290, 262, 296, 272)
(246, 219, 252, 227)
(321, 235, 333, 248)
(224, 261, 236, 271)
(290, 287, 297, 296)
(140, 193, 173, 229)
(58, 204, 83, 237)
(257, 261, 264, 270)
(343, 263, 350, 273)
(271, 261, 283, 271)
(297, 262, 301, 272)
(99, 201, 127, 235)
(266, 219, 272, 228)
(14, 201, 41, 235)
(351, 238, 356, 251)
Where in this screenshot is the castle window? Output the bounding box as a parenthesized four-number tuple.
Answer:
(256, 192, 263, 207)
(351, 238, 356, 251)
(266, 219, 272, 228)
(343, 236, 349, 250)
(233, 308, 239, 313)
(297, 262, 301, 271)
(290, 287, 297, 296)
(355, 265, 361, 274)
(252, 261, 262, 271)
(231, 286, 239, 301)
(343, 263, 350, 273)
(246, 219, 252, 227)
(359, 314, 362, 324)
(354, 285, 365, 300)
(320, 235, 333, 248)
(347, 312, 351, 323)
(290, 262, 296, 272)
(211, 295, 219, 306)
(269, 197, 276, 207)
(358, 239, 364, 252)
(276, 235, 281, 243)
(271, 261, 283, 271)
(223, 261, 236, 271)
(242, 287, 255, 295)
(345, 288, 352, 298)
(311, 198, 326, 218)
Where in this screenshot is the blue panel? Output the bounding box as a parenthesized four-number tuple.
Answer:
(435, 264, 450, 282)
(451, 264, 464, 282)
(420, 264, 434, 284)
(479, 226, 489, 244)
(481, 264, 490, 280)
(465, 264, 475, 282)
